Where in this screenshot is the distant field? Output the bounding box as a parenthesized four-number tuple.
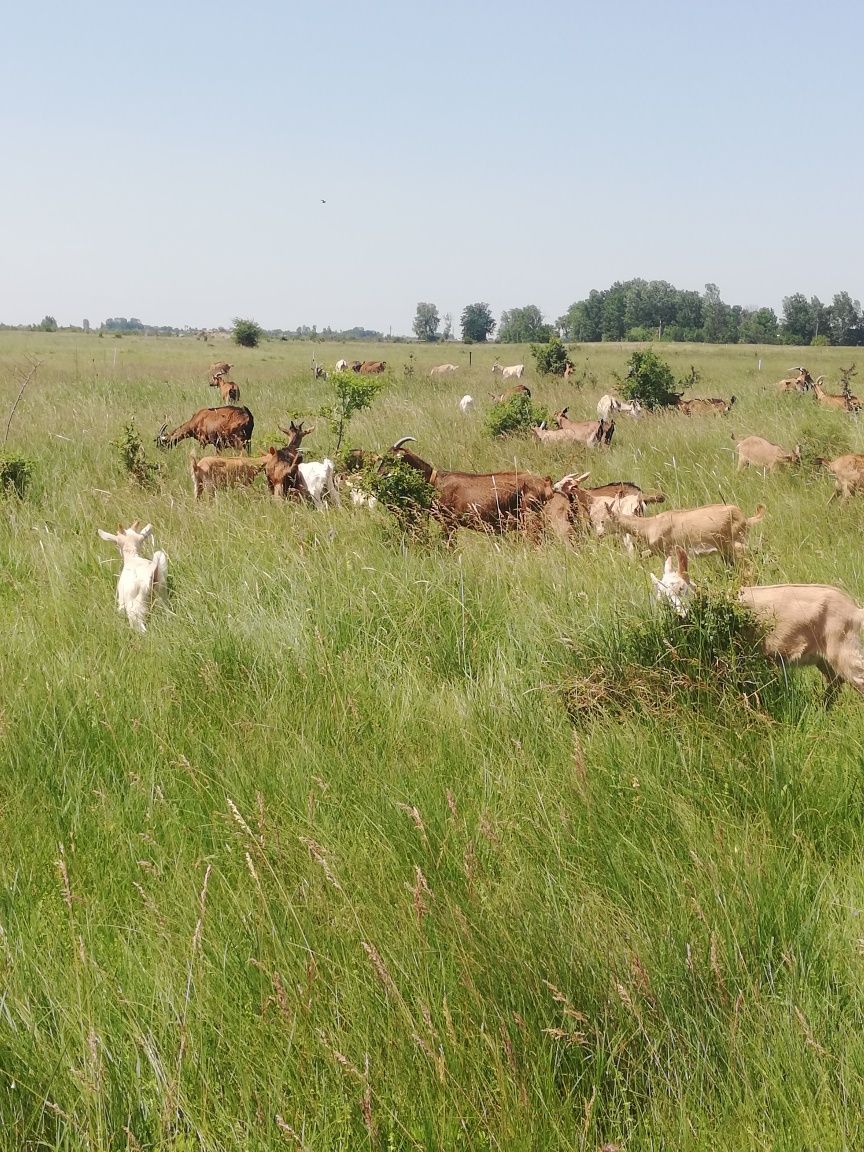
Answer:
(2, 332, 864, 1150)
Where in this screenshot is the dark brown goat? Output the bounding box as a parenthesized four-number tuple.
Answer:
(157, 406, 254, 451)
(264, 420, 313, 499)
(383, 436, 554, 544)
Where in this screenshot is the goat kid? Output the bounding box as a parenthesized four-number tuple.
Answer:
(606, 502, 764, 561)
(97, 521, 168, 632)
(189, 451, 269, 499)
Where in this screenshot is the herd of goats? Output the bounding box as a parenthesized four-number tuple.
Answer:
(97, 357, 864, 707)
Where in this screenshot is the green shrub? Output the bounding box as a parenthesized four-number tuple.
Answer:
(795, 418, 851, 471)
(112, 421, 159, 488)
(369, 457, 435, 535)
(563, 591, 788, 721)
(319, 370, 387, 451)
(0, 453, 34, 498)
(231, 318, 263, 348)
(620, 347, 681, 409)
(485, 392, 549, 438)
(530, 336, 573, 376)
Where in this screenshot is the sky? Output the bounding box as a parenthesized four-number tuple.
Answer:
(2, 0, 862, 335)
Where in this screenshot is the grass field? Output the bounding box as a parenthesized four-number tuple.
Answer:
(2, 332, 864, 1150)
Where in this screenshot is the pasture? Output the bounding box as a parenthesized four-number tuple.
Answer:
(2, 332, 864, 1150)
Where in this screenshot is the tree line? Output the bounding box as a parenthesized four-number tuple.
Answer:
(413, 282, 864, 346)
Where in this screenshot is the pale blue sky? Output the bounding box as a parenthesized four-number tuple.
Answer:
(2, 0, 861, 333)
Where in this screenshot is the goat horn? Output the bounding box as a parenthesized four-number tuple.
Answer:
(389, 436, 416, 451)
(574, 471, 591, 483)
(130, 519, 140, 530)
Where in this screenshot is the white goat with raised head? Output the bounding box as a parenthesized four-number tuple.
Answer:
(459, 394, 474, 414)
(97, 521, 168, 632)
(597, 394, 643, 422)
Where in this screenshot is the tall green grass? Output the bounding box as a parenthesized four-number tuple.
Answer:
(1, 333, 864, 1149)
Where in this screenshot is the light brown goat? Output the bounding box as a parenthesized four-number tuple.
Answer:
(677, 396, 736, 416)
(826, 454, 864, 499)
(738, 584, 864, 704)
(606, 501, 765, 561)
(776, 367, 813, 392)
(189, 451, 269, 499)
(208, 361, 232, 386)
(216, 377, 241, 404)
(814, 379, 860, 412)
(734, 435, 801, 472)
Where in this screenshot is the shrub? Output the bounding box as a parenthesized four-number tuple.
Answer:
(232, 318, 263, 348)
(530, 336, 573, 376)
(0, 453, 34, 498)
(369, 457, 435, 536)
(563, 591, 787, 721)
(795, 418, 851, 471)
(319, 370, 387, 452)
(620, 347, 681, 409)
(810, 334, 829, 347)
(112, 421, 159, 488)
(485, 392, 549, 438)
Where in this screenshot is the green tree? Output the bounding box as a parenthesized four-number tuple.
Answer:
(781, 294, 814, 345)
(319, 370, 387, 452)
(38, 315, 58, 332)
(829, 292, 863, 346)
(531, 335, 572, 376)
(441, 312, 453, 341)
(497, 305, 551, 344)
(620, 347, 680, 409)
(460, 302, 495, 343)
(738, 307, 778, 344)
(232, 318, 263, 348)
(412, 302, 440, 342)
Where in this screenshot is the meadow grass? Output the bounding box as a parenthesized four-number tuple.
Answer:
(2, 333, 864, 1149)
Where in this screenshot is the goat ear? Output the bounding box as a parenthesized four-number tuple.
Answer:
(97, 529, 116, 542)
(130, 519, 140, 530)
(139, 524, 153, 539)
(269, 447, 276, 455)
(676, 546, 689, 577)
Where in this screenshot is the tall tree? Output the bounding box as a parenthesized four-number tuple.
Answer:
(497, 305, 551, 344)
(830, 292, 863, 346)
(738, 307, 778, 344)
(460, 302, 495, 343)
(781, 293, 815, 345)
(412, 302, 440, 342)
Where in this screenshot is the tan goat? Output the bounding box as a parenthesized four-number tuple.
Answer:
(734, 435, 801, 472)
(606, 502, 765, 561)
(216, 377, 240, 404)
(739, 585, 864, 705)
(814, 379, 860, 412)
(826, 454, 864, 499)
(189, 451, 269, 499)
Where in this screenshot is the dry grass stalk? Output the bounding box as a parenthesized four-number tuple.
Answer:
(445, 789, 458, 821)
(794, 1007, 829, 1057)
(361, 941, 399, 1000)
(275, 1115, 307, 1148)
(411, 866, 432, 921)
(317, 1029, 362, 1079)
(361, 1053, 376, 1142)
(299, 836, 342, 891)
(396, 802, 429, 848)
(227, 797, 261, 847)
(166, 862, 211, 1128)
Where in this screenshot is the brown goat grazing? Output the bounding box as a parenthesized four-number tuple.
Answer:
(190, 451, 269, 499)
(814, 379, 861, 412)
(208, 361, 232, 386)
(157, 406, 254, 451)
(826, 454, 864, 499)
(492, 383, 532, 403)
(383, 436, 554, 544)
(734, 435, 801, 472)
(677, 396, 736, 416)
(358, 360, 386, 374)
(532, 408, 613, 447)
(739, 584, 864, 705)
(264, 420, 314, 499)
(555, 473, 664, 535)
(606, 501, 765, 561)
(776, 366, 813, 392)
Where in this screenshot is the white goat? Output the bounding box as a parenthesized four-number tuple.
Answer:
(459, 394, 475, 414)
(340, 476, 378, 509)
(597, 394, 642, 422)
(430, 364, 460, 377)
(650, 547, 695, 616)
(298, 458, 341, 508)
(97, 521, 168, 633)
(492, 362, 525, 379)
(335, 359, 348, 371)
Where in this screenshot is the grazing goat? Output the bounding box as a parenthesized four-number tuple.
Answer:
(597, 394, 643, 422)
(814, 379, 860, 412)
(298, 458, 341, 508)
(97, 521, 168, 633)
(208, 361, 232, 386)
(189, 451, 269, 499)
(157, 406, 254, 452)
(459, 395, 475, 414)
(534, 408, 613, 446)
(265, 421, 313, 499)
(335, 359, 349, 372)
(733, 435, 801, 473)
(650, 548, 694, 617)
(382, 436, 554, 545)
(492, 362, 525, 380)
(341, 476, 378, 509)
(555, 473, 664, 535)
(430, 364, 460, 377)
(492, 383, 532, 403)
(358, 360, 386, 374)
(677, 396, 736, 416)
(776, 366, 813, 392)
(739, 584, 864, 705)
(605, 501, 765, 562)
(825, 454, 864, 499)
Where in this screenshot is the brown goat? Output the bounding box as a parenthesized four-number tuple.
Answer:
(677, 396, 736, 416)
(264, 421, 314, 499)
(157, 406, 254, 451)
(383, 436, 554, 544)
(358, 360, 386, 374)
(776, 367, 813, 392)
(190, 451, 269, 499)
(814, 379, 860, 412)
(208, 361, 232, 386)
(216, 377, 241, 403)
(492, 383, 532, 403)
(826, 454, 864, 499)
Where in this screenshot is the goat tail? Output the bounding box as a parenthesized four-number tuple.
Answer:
(747, 504, 767, 525)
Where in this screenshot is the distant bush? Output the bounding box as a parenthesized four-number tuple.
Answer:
(810, 334, 829, 347)
(620, 347, 681, 409)
(232, 318, 263, 348)
(0, 453, 34, 498)
(564, 591, 787, 721)
(485, 392, 549, 438)
(531, 336, 573, 376)
(112, 421, 159, 488)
